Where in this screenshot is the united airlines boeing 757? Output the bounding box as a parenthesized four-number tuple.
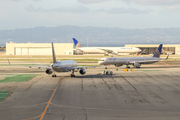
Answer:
(98, 44, 167, 68)
(73, 38, 141, 55)
(30, 42, 93, 77)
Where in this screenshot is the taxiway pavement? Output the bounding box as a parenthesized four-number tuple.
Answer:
(0, 66, 180, 120)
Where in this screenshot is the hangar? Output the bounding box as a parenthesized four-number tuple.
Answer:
(125, 44, 180, 55)
(6, 42, 73, 55)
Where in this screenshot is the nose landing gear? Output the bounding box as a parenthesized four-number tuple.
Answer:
(71, 69, 75, 77)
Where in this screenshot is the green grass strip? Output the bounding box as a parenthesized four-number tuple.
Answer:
(0, 59, 99, 63)
(0, 64, 48, 66)
(0, 91, 11, 101)
(0, 74, 38, 83)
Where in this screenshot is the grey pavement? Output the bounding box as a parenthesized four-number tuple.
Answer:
(0, 66, 180, 120)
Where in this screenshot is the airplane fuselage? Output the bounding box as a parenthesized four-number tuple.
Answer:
(51, 60, 77, 72)
(98, 57, 162, 65)
(76, 47, 141, 53)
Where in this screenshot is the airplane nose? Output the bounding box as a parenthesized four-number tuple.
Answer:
(98, 61, 104, 65)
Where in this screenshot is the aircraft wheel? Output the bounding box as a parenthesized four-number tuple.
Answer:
(71, 74, 75, 77)
(55, 75, 57, 77)
(52, 75, 54, 77)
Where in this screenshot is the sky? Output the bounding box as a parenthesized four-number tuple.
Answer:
(1, 0, 180, 30)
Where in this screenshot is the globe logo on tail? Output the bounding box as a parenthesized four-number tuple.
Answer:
(76, 43, 83, 47)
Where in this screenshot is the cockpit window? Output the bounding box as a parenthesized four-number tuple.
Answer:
(100, 59, 105, 61)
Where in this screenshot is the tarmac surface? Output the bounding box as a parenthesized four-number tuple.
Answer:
(0, 65, 180, 120)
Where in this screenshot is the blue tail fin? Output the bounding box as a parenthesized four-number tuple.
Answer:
(72, 38, 83, 48)
(153, 44, 163, 58)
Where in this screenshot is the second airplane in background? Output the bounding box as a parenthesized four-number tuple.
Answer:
(73, 38, 141, 55)
(98, 44, 167, 68)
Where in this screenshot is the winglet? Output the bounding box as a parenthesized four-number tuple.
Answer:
(72, 38, 83, 48)
(51, 42, 57, 63)
(7, 58, 11, 65)
(153, 44, 163, 58)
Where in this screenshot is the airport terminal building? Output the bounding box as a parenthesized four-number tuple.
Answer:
(6, 42, 73, 55)
(125, 44, 180, 55)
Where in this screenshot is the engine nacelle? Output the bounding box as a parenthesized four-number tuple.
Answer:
(79, 68, 86, 75)
(114, 64, 123, 67)
(46, 69, 53, 75)
(133, 62, 141, 67)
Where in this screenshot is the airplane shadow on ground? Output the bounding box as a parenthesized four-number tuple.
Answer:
(137, 66, 180, 69)
(62, 74, 117, 78)
(107, 65, 180, 69)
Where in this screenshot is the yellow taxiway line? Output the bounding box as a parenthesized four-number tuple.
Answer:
(39, 77, 63, 120)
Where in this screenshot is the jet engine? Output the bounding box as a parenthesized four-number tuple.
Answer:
(133, 62, 141, 68)
(79, 68, 86, 75)
(46, 69, 53, 75)
(114, 64, 123, 67)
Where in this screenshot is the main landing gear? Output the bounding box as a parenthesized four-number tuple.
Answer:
(71, 69, 75, 77)
(126, 65, 130, 68)
(52, 75, 56, 77)
(52, 72, 57, 77)
(136, 67, 141, 68)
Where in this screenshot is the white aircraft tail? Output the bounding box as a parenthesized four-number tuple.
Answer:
(51, 42, 57, 63)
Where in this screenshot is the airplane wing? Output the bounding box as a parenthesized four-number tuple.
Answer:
(129, 59, 162, 64)
(68, 65, 101, 70)
(29, 65, 51, 69)
(75, 48, 84, 52)
(97, 48, 118, 55)
(7, 59, 51, 69)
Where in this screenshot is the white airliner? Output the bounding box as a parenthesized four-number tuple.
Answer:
(98, 44, 167, 68)
(30, 42, 91, 77)
(73, 38, 141, 55)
